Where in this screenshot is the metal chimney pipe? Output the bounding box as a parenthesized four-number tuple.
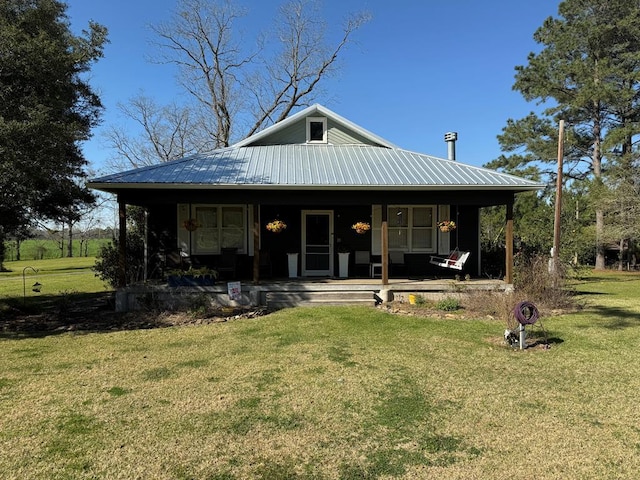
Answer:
(444, 132, 458, 161)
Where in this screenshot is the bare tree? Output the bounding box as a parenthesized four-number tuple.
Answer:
(106, 0, 370, 165)
(245, 1, 370, 136)
(105, 95, 215, 170)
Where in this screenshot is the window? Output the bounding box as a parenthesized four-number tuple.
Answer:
(193, 206, 218, 253)
(388, 206, 436, 252)
(306, 117, 327, 143)
(179, 204, 246, 254)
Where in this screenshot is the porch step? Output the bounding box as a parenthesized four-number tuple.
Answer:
(265, 290, 376, 310)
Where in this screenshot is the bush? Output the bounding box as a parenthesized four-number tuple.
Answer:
(436, 297, 461, 311)
(465, 252, 579, 328)
(514, 254, 575, 310)
(93, 233, 145, 288)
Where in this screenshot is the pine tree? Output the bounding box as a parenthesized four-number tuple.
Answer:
(489, 0, 640, 269)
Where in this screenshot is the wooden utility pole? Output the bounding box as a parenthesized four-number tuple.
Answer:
(552, 120, 565, 288)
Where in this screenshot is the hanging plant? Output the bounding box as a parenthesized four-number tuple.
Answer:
(351, 221, 371, 234)
(266, 219, 287, 233)
(183, 218, 200, 232)
(438, 220, 456, 232)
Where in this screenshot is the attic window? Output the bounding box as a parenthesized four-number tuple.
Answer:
(306, 117, 327, 143)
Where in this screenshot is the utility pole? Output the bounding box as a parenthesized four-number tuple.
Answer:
(552, 120, 565, 288)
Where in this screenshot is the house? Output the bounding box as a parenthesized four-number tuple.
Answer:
(89, 104, 543, 292)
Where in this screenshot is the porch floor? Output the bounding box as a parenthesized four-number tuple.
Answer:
(249, 276, 506, 291)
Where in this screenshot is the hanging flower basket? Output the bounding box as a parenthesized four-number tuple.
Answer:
(438, 220, 456, 232)
(266, 219, 287, 233)
(183, 218, 200, 232)
(351, 221, 371, 234)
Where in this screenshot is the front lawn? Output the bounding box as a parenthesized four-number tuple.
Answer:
(0, 272, 639, 479)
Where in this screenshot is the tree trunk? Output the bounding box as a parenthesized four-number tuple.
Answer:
(59, 225, 65, 259)
(618, 239, 626, 271)
(593, 113, 606, 270)
(67, 223, 74, 258)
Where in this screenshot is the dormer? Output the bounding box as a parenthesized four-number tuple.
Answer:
(233, 104, 397, 149)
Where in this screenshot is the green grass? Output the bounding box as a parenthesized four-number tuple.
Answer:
(0, 272, 639, 478)
(0, 257, 110, 309)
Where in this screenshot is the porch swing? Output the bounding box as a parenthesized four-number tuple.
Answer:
(429, 209, 470, 271)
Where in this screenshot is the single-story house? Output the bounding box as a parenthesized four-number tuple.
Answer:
(89, 104, 543, 290)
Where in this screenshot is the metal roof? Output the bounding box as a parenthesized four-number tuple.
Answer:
(89, 144, 544, 192)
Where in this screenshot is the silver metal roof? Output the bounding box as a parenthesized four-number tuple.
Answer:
(89, 144, 544, 192)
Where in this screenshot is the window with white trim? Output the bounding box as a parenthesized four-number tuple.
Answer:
(306, 116, 327, 143)
(387, 205, 436, 252)
(178, 204, 246, 254)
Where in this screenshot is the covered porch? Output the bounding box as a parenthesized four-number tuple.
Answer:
(113, 192, 517, 287)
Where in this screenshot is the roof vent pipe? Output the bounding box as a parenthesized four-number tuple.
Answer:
(444, 132, 458, 161)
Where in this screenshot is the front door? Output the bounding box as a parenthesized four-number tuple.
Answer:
(302, 210, 333, 276)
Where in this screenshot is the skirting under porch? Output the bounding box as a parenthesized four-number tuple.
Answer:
(115, 278, 511, 312)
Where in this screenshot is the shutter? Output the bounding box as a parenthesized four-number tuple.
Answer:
(372, 205, 382, 255)
(177, 204, 191, 254)
(438, 205, 451, 254)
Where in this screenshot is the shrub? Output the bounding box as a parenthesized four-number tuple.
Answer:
(436, 297, 461, 311)
(514, 254, 576, 310)
(93, 233, 145, 288)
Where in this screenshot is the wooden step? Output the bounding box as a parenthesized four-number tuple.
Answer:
(266, 290, 376, 310)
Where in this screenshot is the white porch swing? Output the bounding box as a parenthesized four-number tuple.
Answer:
(429, 209, 470, 271)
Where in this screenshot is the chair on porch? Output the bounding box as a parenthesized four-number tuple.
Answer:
(164, 248, 192, 271)
(218, 247, 238, 279)
(389, 251, 406, 277)
(259, 250, 272, 278)
(354, 250, 372, 277)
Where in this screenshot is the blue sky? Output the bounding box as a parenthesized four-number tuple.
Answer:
(65, 0, 560, 172)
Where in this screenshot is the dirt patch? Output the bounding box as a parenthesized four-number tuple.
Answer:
(0, 292, 267, 335)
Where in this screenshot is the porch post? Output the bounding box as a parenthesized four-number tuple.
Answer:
(117, 196, 127, 288)
(381, 204, 389, 285)
(143, 208, 148, 282)
(253, 204, 260, 283)
(505, 196, 514, 284)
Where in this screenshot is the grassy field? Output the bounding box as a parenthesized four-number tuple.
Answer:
(0, 272, 639, 478)
(2, 238, 111, 262)
(0, 257, 109, 303)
